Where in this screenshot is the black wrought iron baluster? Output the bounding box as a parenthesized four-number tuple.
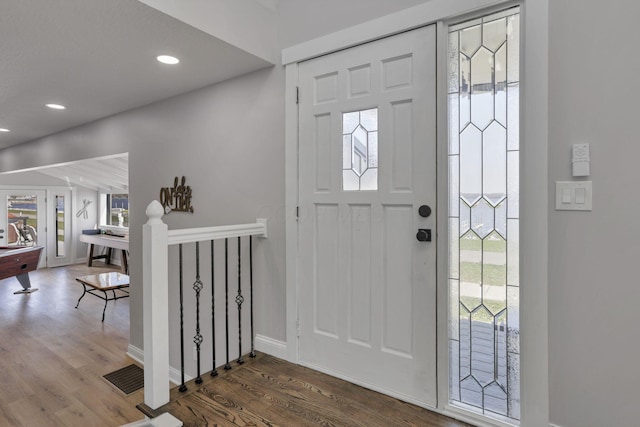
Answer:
(211, 239, 218, 377)
(224, 238, 231, 370)
(193, 242, 203, 384)
(178, 244, 187, 392)
(250, 235, 255, 358)
(236, 236, 244, 364)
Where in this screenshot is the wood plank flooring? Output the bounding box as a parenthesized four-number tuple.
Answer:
(0, 263, 144, 426)
(2, 262, 473, 427)
(140, 353, 472, 427)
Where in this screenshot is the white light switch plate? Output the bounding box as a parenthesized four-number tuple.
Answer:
(555, 181, 592, 211)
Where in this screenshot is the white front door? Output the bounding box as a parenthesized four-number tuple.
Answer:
(0, 190, 47, 267)
(297, 25, 437, 407)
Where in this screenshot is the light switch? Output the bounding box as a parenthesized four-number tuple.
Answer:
(556, 181, 592, 211)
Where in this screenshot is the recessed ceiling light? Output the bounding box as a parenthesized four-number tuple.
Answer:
(46, 103, 66, 110)
(157, 55, 180, 65)
(0, 128, 9, 132)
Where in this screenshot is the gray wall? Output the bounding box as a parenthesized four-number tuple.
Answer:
(0, 171, 68, 186)
(0, 120, 132, 172)
(548, 1, 640, 426)
(276, 0, 429, 47)
(128, 66, 286, 348)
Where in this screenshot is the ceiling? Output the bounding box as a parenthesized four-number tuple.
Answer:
(0, 0, 275, 191)
(0, 0, 273, 150)
(34, 154, 130, 193)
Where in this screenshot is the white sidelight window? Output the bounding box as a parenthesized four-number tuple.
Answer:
(448, 7, 521, 422)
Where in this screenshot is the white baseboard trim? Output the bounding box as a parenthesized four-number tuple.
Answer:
(169, 366, 192, 386)
(299, 360, 435, 411)
(255, 334, 287, 359)
(127, 344, 191, 386)
(127, 344, 144, 365)
(440, 404, 518, 427)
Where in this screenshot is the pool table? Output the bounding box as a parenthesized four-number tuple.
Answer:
(0, 246, 43, 294)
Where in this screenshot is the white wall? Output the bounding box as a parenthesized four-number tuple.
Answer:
(548, 1, 640, 426)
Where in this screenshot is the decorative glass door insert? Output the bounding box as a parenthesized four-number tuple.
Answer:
(343, 108, 378, 191)
(448, 7, 520, 421)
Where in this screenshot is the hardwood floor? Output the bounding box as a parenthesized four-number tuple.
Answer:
(0, 263, 144, 426)
(2, 263, 472, 427)
(140, 353, 472, 427)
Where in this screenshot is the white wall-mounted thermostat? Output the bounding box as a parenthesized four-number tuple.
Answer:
(572, 143, 590, 177)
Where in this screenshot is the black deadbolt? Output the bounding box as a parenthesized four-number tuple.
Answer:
(418, 205, 432, 218)
(416, 229, 431, 242)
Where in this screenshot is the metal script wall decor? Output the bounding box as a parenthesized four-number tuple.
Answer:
(160, 176, 194, 214)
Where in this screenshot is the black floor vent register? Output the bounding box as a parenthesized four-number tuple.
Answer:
(104, 364, 144, 394)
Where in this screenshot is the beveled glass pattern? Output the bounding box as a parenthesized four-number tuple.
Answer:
(448, 7, 520, 421)
(342, 108, 378, 191)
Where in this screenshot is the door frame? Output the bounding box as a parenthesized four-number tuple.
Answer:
(46, 188, 74, 267)
(283, 1, 549, 426)
(0, 185, 78, 268)
(0, 188, 47, 266)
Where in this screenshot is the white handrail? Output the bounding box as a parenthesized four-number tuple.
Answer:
(142, 200, 267, 410)
(167, 218, 267, 245)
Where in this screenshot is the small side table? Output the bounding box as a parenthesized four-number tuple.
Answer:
(75, 272, 130, 321)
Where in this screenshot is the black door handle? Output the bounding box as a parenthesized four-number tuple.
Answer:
(418, 205, 432, 218)
(416, 229, 431, 242)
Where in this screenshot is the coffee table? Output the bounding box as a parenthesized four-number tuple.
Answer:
(75, 272, 130, 321)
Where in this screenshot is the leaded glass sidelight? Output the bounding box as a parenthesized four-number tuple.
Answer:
(343, 108, 378, 191)
(448, 8, 520, 421)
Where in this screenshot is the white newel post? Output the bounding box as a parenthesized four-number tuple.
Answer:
(143, 200, 170, 409)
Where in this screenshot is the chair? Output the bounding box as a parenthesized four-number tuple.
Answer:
(26, 225, 37, 244)
(7, 223, 21, 244)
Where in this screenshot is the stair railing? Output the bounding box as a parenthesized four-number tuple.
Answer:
(142, 200, 267, 410)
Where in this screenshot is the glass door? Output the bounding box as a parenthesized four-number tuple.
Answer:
(0, 190, 47, 267)
(47, 189, 72, 267)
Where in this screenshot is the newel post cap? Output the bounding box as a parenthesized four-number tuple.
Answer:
(146, 200, 165, 225)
